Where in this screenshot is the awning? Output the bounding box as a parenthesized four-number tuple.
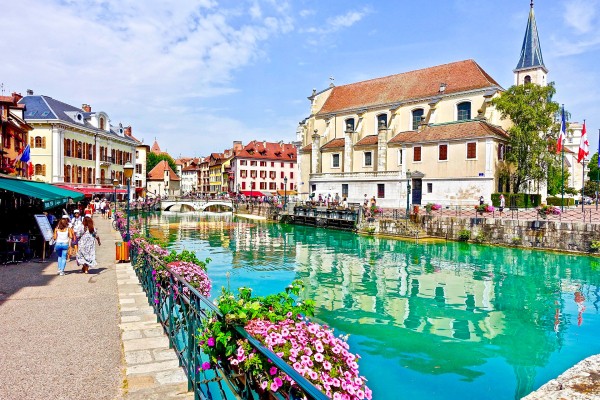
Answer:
(277, 190, 298, 196)
(58, 185, 128, 196)
(0, 176, 84, 210)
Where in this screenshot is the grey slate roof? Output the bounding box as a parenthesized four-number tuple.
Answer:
(515, 4, 545, 71)
(18, 95, 138, 144)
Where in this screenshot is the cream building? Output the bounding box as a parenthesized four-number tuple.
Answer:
(19, 93, 137, 198)
(298, 3, 549, 208)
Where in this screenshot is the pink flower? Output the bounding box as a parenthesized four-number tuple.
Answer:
(260, 381, 268, 390)
(207, 337, 215, 347)
(314, 352, 324, 362)
(201, 362, 211, 371)
(269, 366, 278, 376)
(323, 361, 332, 370)
(274, 377, 282, 387)
(270, 381, 279, 392)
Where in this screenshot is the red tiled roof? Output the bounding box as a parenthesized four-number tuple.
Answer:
(182, 165, 200, 171)
(236, 140, 297, 161)
(301, 143, 312, 151)
(151, 140, 161, 154)
(318, 60, 501, 115)
(147, 160, 181, 181)
(388, 120, 509, 144)
(354, 135, 378, 146)
(321, 138, 345, 149)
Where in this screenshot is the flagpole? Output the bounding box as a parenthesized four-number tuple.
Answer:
(581, 119, 586, 213)
(597, 128, 599, 211)
(561, 105, 565, 212)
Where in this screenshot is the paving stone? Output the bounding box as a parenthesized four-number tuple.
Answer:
(123, 336, 170, 352)
(153, 349, 180, 362)
(121, 330, 143, 340)
(126, 375, 156, 391)
(155, 368, 189, 385)
(127, 360, 181, 375)
(121, 315, 142, 323)
(143, 327, 166, 338)
(125, 350, 153, 364)
(120, 298, 135, 304)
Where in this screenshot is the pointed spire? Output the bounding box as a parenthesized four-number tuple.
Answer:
(515, 1, 546, 71)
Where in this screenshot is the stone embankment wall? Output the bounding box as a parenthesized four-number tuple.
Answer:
(374, 216, 600, 253)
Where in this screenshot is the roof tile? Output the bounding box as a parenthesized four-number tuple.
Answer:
(388, 120, 509, 144)
(354, 135, 378, 146)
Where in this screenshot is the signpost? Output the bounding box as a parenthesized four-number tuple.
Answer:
(34, 214, 53, 261)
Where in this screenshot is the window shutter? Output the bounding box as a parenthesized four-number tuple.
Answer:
(42, 164, 46, 176)
(30, 137, 34, 147)
(42, 137, 46, 148)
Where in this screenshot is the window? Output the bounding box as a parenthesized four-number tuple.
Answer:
(345, 118, 355, 132)
(260, 171, 266, 179)
(260, 182, 266, 190)
(269, 182, 276, 190)
(136, 164, 142, 174)
(524, 75, 531, 84)
(281, 171, 285, 178)
(260, 161, 267, 167)
(289, 163, 294, 168)
(311, 184, 316, 192)
(250, 171, 257, 178)
(342, 184, 348, 197)
(439, 144, 448, 161)
(377, 184, 385, 198)
(290, 172, 294, 179)
(240, 160, 247, 165)
(271, 162, 275, 167)
(364, 151, 372, 167)
(376, 114, 387, 129)
(281, 162, 284, 167)
(398, 149, 403, 165)
(427, 183, 433, 193)
(412, 109, 424, 130)
(250, 161, 257, 166)
(498, 143, 505, 160)
(99, 117, 105, 130)
(34, 136, 43, 148)
(270, 171, 276, 179)
(467, 142, 477, 159)
(242, 182, 246, 189)
(35, 164, 45, 176)
(332, 153, 340, 168)
(457, 102, 471, 121)
(413, 146, 422, 162)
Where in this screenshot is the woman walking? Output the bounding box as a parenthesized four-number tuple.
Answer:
(53, 216, 73, 276)
(76, 217, 101, 273)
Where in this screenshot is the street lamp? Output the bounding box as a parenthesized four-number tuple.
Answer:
(250, 179, 254, 199)
(406, 169, 412, 217)
(284, 176, 288, 210)
(113, 178, 119, 218)
(123, 162, 134, 242)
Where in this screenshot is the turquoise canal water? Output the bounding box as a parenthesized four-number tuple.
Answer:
(144, 212, 600, 400)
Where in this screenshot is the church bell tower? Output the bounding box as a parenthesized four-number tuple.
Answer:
(514, 1, 548, 86)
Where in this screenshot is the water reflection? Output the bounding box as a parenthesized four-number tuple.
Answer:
(144, 212, 600, 400)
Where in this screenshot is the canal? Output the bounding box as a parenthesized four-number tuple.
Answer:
(144, 212, 600, 399)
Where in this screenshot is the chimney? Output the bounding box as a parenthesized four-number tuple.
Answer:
(26, 89, 34, 96)
(233, 140, 243, 152)
(124, 126, 132, 137)
(82, 104, 92, 112)
(11, 92, 23, 103)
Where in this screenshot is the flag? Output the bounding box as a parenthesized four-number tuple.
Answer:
(16, 144, 31, 163)
(27, 162, 33, 177)
(577, 121, 589, 163)
(557, 107, 566, 154)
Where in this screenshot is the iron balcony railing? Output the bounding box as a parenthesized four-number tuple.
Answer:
(130, 242, 328, 400)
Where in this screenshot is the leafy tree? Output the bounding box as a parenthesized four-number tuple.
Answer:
(587, 153, 599, 182)
(547, 163, 574, 196)
(491, 83, 561, 193)
(147, 152, 178, 175)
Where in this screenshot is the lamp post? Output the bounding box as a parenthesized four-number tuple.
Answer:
(113, 178, 119, 218)
(284, 176, 288, 211)
(406, 169, 412, 217)
(250, 179, 254, 200)
(123, 162, 134, 242)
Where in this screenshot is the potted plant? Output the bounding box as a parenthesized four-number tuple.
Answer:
(536, 204, 561, 219)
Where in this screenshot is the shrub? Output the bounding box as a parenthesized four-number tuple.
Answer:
(590, 241, 600, 253)
(511, 237, 523, 246)
(458, 229, 471, 242)
(546, 197, 575, 207)
(473, 232, 486, 243)
(425, 203, 442, 213)
(491, 193, 541, 208)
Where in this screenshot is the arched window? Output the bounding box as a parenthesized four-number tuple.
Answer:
(524, 75, 531, 84)
(34, 136, 43, 148)
(411, 109, 424, 130)
(99, 117, 105, 130)
(376, 114, 388, 129)
(77, 166, 83, 183)
(87, 167, 93, 183)
(345, 118, 355, 132)
(457, 102, 471, 121)
(35, 164, 43, 176)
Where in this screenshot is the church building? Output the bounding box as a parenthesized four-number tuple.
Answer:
(297, 2, 548, 208)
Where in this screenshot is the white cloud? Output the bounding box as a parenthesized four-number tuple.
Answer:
(563, 0, 599, 34)
(1, 0, 294, 155)
(302, 7, 372, 35)
(299, 9, 316, 18)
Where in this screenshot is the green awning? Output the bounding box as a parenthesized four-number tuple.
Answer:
(0, 177, 83, 210)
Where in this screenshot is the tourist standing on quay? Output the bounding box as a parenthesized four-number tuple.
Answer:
(52, 216, 73, 276)
(499, 194, 506, 216)
(76, 217, 101, 274)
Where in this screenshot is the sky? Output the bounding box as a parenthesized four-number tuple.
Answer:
(2, 0, 599, 159)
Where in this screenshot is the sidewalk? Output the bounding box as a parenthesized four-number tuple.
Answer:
(0, 216, 192, 400)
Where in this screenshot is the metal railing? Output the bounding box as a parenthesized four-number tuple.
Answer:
(130, 243, 328, 400)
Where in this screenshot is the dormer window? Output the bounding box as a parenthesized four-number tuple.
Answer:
(345, 118, 355, 131)
(376, 114, 387, 130)
(412, 109, 424, 130)
(99, 117, 105, 130)
(457, 102, 471, 121)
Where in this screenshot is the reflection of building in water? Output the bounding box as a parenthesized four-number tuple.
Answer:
(228, 223, 297, 267)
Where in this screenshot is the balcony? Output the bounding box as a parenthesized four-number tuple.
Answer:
(100, 156, 114, 166)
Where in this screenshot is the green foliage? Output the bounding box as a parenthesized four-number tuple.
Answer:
(491, 83, 562, 193)
(164, 249, 210, 269)
(511, 237, 523, 246)
(491, 193, 541, 208)
(458, 229, 471, 242)
(587, 153, 599, 181)
(546, 197, 575, 206)
(147, 152, 178, 175)
(473, 231, 486, 244)
(364, 226, 376, 234)
(547, 163, 576, 196)
(590, 241, 600, 253)
(582, 179, 598, 197)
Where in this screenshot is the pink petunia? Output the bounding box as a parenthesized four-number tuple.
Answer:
(269, 366, 278, 376)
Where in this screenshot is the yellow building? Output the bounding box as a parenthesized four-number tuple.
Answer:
(19, 93, 138, 196)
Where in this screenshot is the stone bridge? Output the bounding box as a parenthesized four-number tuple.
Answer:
(159, 199, 234, 212)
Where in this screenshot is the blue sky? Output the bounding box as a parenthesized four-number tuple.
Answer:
(2, 0, 599, 158)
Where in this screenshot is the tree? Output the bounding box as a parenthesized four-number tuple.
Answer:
(491, 83, 561, 193)
(147, 152, 178, 175)
(587, 152, 599, 182)
(547, 163, 575, 196)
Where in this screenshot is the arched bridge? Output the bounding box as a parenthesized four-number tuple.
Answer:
(159, 199, 234, 212)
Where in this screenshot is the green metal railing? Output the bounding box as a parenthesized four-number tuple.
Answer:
(130, 242, 328, 400)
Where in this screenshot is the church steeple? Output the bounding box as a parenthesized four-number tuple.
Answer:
(514, 1, 548, 86)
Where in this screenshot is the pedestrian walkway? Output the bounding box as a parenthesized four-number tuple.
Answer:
(0, 215, 193, 400)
